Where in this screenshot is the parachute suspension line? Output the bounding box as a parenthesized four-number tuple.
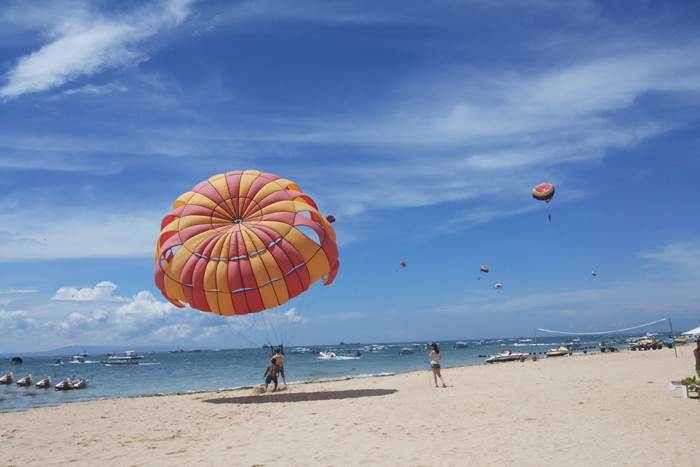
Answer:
(228, 321, 261, 349)
(536, 318, 668, 336)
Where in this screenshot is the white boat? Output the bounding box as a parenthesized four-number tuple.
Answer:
(16, 374, 32, 387)
(36, 377, 52, 389)
(398, 347, 414, 355)
(453, 341, 468, 349)
(546, 347, 570, 357)
(69, 355, 86, 363)
(517, 339, 532, 343)
(289, 347, 313, 354)
(318, 351, 337, 360)
(485, 351, 529, 363)
(55, 377, 88, 391)
(0, 372, 14, 384)
(102, 350, 144, 365)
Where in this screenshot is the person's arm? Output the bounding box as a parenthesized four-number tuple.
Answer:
(263, 367, 270, 378)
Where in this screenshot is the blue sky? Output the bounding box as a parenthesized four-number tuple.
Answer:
(1, 0, 699, 352)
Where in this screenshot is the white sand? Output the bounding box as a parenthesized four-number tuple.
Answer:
(1, 347, 698, 466)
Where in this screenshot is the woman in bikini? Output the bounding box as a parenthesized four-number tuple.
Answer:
(429, 342, 447, 388)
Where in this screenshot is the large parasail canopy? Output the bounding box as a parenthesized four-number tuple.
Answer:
(154, 170, 339, 316)
(532, 182, 555, 203)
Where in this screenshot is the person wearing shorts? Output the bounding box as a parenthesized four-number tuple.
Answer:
(694, 340, 699, 378)
(263, 363, 280, 392)
(429, 342, 447, 388)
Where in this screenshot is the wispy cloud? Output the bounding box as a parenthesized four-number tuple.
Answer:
(0, 209, 159, 260)
(59, 81, 129, 97)
(0, 0, 193, 99)
(640, 241, 700, 277)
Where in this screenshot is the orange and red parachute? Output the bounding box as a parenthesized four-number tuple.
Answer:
(154, 170, 339, 316)
(532, 182, 555, 203)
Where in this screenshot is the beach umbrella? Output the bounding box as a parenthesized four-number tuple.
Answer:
(154, 170, 339, 322)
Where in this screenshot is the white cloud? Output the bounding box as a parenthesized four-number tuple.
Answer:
(52, 281, 126, 302)
(0, 0, 193, 99)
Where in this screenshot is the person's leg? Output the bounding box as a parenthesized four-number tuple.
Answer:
(432, 368, 438, 387)
(437, 369, 446, 387)
(272, 376, 278, 392)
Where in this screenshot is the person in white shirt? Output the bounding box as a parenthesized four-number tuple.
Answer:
(429, 342, 447, 388)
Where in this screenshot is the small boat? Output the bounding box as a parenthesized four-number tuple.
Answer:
(453, 341, 468, 349)
(485, 351, 529, 363)
(318, 351, 337, 360)
(69, 355, 86, 364)
(54, 359, 64, 366)
(363, 344, 387, 352)
(101, 350, 144, 365)
(546, 346, 570, 357)
(16, 374, 32, 387)
(55, 377, 88, 391)
(289, 347, 313, 354)
(342, 351, 362, 358)
(0, 372, 13, 384)
(398, 347, 414, 355)
(36, 377, 52, 389)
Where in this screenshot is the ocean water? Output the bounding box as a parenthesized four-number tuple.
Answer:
(0, 337, 611, 412)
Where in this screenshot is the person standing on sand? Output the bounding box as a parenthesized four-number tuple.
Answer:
(271, 347, 287, 386)
(694, 340, 699, 378)
(429, 342, 447, 388)
(263, 362, 280, 392)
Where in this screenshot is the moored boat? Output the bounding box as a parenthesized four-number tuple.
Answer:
(16, 374, 32, 387)
(55, 377, 88, 391)
(0, 372, 13, 384)
(101, 350, 144, 365)
(399, 347, 414, 355)
(485, 350, 529, 363)
(36, 377, 52, 389)
(546, 346, 570, 357)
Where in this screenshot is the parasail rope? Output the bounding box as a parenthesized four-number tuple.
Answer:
(536, 318, 668, 336)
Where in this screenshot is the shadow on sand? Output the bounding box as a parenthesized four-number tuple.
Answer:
(204, 388, 397, 405)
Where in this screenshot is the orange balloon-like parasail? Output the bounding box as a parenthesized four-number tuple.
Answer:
(532, 182, 555, 203)
(154, 170, 339, 316)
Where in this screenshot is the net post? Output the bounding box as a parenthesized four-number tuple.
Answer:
(668, 317, 678, 358)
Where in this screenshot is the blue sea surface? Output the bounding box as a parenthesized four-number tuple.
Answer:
(0, 337, 610, 412)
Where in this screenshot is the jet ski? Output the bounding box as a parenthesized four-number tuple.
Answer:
(546, 346, 570, 357)
(72, 377, 88, 390)
(55, 377, 87, 391)
(16, 374, 32, 387)
(35, 377, 52, 389)
(318, 351, 337, 360)
(0, 372, 13, 384)
(485, 350, 529, 363)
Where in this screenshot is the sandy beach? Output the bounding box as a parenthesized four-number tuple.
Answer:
(1, 347, 697, 467)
